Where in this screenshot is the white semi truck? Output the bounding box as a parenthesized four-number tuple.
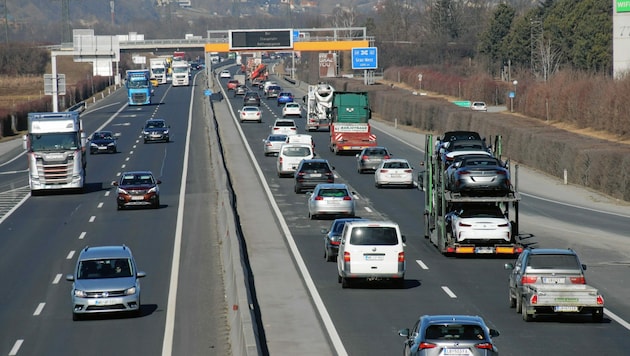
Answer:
(23, 112, 87, 194)
(149, 58, 167, 85)
(171, 59, 190, 86)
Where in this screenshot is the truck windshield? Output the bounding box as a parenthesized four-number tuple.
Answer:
(29, 133, 79, 151)
(173, 67, 188, 74)
(127, 79, 148, 89)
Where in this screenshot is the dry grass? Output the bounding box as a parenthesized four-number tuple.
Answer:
(0, 57, 93, 112)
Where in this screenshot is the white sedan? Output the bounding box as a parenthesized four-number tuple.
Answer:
(282, 102, 302, 118)
(238, 106, 262, 123)
(219, 70, 231, 78)
(374, 159, 414, 188)
(446, 205, 512, 244)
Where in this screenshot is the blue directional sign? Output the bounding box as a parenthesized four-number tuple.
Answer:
(352, 47, 378, 69)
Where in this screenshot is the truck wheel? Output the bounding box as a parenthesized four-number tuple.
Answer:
(592, 308, 604, 322)
(521, 299, 532, 321)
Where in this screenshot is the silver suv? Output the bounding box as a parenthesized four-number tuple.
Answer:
(66, 245, 146, 320)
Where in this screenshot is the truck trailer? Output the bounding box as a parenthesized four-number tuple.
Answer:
(328, 91, 377, 154)
(420, 133, 523, 256)
(23, 112, 87, 194)
(171, 60, 190, 86)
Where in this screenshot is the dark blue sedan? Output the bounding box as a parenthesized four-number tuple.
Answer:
(89, 131, 117, 154)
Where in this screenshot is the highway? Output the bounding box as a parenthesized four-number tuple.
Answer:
(0, 66, 629, 356)
(217, 67, 630, 355)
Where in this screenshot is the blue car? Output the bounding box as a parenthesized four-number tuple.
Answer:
(89, 130, 117, 154)
(277, 92, 294, 106)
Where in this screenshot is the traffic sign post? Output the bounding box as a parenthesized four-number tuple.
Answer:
(351, 47, 378, 70)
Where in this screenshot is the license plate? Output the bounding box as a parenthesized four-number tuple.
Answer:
(475, 246, 494, 254)
(98, 147, 107, 150)
(92, 298, 122, 306)
(443, 349, 469, 355)
(543, 277, 566, 284)
(364, 254, 384, 261)
(310, 173, 322, 177)
(131, 196, 145, 201)
(390, 174, 402, 178)
(326, 200, 340, 205)
(554, 306, 579, 312)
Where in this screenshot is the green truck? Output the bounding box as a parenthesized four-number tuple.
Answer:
(328, 92, 377, 154)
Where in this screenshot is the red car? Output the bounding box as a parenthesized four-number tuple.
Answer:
(226, 79, 239, 91)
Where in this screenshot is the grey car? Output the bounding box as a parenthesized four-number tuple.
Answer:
(142, 118, 170, 143)
(398, 315, 500, 356)
(294, 159, 335, 194)
(504, 248, 595, 317)
(66, 245, 146, 320)
(263, 134, 288, 156)
(308, 183, 355, 220)
(356, 146, 392, 173)
(445, 154, 511, 194)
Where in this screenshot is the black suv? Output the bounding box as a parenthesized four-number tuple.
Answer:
(294, 159, 335, 194)
(243, 92, 261, 107)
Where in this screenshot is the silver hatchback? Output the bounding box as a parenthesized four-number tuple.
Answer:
(356, 146, 392, 173)
(66, 245, 146, 320)
(308, 183, 355, 219)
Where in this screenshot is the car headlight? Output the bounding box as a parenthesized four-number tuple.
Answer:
(125, 286, 137, 295)
(107, 142, 115, 147)
(163, 129, 169, 135)
(148, 186, 158, 194)
(74, 289, 87, 297)
(117, 188, 129, 195)
(90, 143, 98, 148)
(143, 130, 149, 135)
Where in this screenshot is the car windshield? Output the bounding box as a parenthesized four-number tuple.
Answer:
(243, 107, 258, 112)
(276, 121, 295, 127)
(318, 188, 349, 198)
(268, 135, 287, 142)
(527, 254, 581, 269)
(462, 158, 499, 167)
(78, 258, 133, 279)
(366, 149, 388, 156)
(349, 227, 398, 245)
(425, 324, 485, 341)
(93, 132, 113, 140)
(283, 147, 311, 157)
(383, 161, 409, 169)
(146, 121, 165, 129)
(121, 174, 154, 185)
(459, 206, 504, 218)
(301, 162, 329, 172)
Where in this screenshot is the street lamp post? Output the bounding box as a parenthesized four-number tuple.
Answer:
(511, 80, 518, 113)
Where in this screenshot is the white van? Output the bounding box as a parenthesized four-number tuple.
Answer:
(337, 220, 406, 288)
(285, 134, 314, 149)
(276, 143, 314, 177)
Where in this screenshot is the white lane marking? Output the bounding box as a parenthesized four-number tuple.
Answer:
(97, 202, 103, 208)
(66, 251, 75, 260)
(162, 72, 196, 356)
(8, 339, 23, 356)
(126, 156, 130, 161)
(605, 308, 630, 331)
(52, 274, 62, 284)
(364, 206, 372, 213)
(79, 231, 86, 240)
(442, 286, 457, 298)
(116, 172, 121, 177)
(33, 303, 45, 316)
(121, 164, 126, 169)
(104, 191, 110, 197)
(520, 192, 630, 218)
(416, 260, 429, 270)
(89, 216, 95, 222)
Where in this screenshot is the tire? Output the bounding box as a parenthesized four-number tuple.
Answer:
(341, 277, 351, 289)
(337, 274, 342, 283)
(375, 182, 381, 188)
(294, 185, 300, 194)
(72, 313, 81, 321)
(592, 308, 604, 322)
(117, 204, 123, 211)
(393, 278, 405, 289)
(153, 199, 160, 209)
(515, 293, 522, 313)
(508, 289, 516, 308)
(522, 298, 532, 321)
(325, 248, 332, 262)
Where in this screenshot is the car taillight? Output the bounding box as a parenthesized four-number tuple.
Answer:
(530, 294, 538, 304)
(521, 275, 537, 284)
(344, 251, 350, 262)
(331, 240, 340, 246)
(459, 170, 471, 175)
(404, 169, 412, 173)
(279, 157, 283, 163)
(315, 196, 324, 200)
(475, 343, 494, 350)
(343, 196, 352, 200)
(256, 112, 261, 116)
(597, 295, 604, 305)
(361, 155, 369, 160)
(496, 170, 507, 175)
(570, 276, 586, 284)
(398, 252, 405, 262)
(380, 169, 389, 173)
(458, 222, 472, 227)
(297, 172, 305, 177)
(383, 155, 390, 159)
(498, 223, 510, 227)
(273, 127, 279, 130)
(419, 342, 436, 350)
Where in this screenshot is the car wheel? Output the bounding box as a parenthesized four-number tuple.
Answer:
(72, 313, 81, 321)
(375, 182, 381, 188)
(508, 289, 516, 308)
(393, 278, 404, 289)
(357, 167, 363, 174)
(522, 299, 532, 321)
(515, 293, 522, 313)
(325, 248, 334, 262)
(294, 185, 300, 194)
(117, 204, 123, 211)
(592, 308, 604, 322)
(341, 277, 352, 289)
(337, 274, 342, 283)
(143, 140, 147, 144)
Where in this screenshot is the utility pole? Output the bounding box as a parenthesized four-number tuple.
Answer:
(61, 0, 72, 43)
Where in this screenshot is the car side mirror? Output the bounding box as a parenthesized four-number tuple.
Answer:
(320, 228, 328, 234)
(156, 180, 162, 184)
(112, 181, 119, 186)
(401, 235, 406, 243)
(504, 263, 514, 270)
(489, 329, 500, 338)
(398, 328, 410, 338)
(65, 274, 74, 281)
(136, 271, 147, 278)
(582, 264, 587, 270)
